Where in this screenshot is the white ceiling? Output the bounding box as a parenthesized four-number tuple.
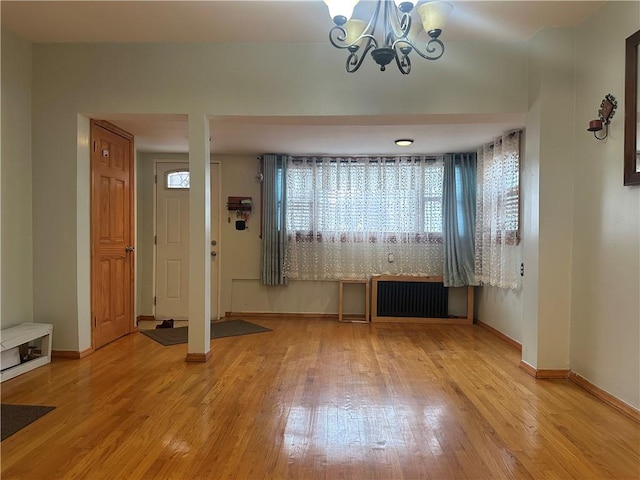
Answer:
(1, 1, 604, 44)
(2, 0, 604, 155)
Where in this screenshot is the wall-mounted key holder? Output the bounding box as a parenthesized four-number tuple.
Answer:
(227, 197, 252, 228)
(227, 196, 252, 212)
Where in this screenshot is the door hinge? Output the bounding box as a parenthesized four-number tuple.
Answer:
(94, 316, 97, 327)
(93, 141, 97, 152)
(153, 297, 157, 306)
(154, 174, 157, 184)
(154, 235, 157, 245)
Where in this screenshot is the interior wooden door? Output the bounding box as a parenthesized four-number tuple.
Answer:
(91, 120, 134, 349)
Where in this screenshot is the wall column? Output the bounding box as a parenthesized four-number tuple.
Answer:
(521, 28, 575, 372)
(186, 114, 211, 362)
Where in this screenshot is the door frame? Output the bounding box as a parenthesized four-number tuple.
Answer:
(90, 119, 135, 350)
(152, 160, 222, 321)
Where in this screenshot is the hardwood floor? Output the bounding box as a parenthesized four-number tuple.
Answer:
(1, 319, 639, 479)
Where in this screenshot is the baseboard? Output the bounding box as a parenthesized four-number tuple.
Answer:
(372, 315, 472, 324)
(340, 313, 370, 323)
(185, 351, 212, 363)
(535, 369, 570, 379)
(137, 315, 155, 324)
(475, 319, 522, 352)
(52, 347, 94, 359)
(518, 362, 638, 422)
(518, 361, 569, 379)
(518, 360, 537, 377)
(224, 312, 337, 321)
(569, 372, 640, 423)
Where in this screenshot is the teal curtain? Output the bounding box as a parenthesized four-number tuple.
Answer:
(261, 154, 288, 286)
(443, 153, 478, 287)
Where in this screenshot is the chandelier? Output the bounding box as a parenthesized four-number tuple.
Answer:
(323, 0, 453, 74)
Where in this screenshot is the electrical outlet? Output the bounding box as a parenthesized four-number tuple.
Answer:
(520, 263, 525, 276)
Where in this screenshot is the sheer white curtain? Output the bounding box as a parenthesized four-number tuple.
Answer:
(284, 156, 444, 280)
(475, 131, 521, 289)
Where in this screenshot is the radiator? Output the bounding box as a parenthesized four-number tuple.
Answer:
(376, 280, 448, 318)
(371, 275, 473, 324)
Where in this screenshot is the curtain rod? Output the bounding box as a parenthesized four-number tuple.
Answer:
(290, 155, 444, 163)
(484, 129, 522, 149)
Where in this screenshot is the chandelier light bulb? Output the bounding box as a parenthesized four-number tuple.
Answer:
(323, 0, 359, 25)
(344, 19, 368, 49)
(417, 1, 453, 35)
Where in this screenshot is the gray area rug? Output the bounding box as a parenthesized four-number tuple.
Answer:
(1, 404, 55, 441)
(140, 319, 272, 346)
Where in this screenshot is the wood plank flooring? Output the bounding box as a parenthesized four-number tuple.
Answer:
(1, 319, 639, 479)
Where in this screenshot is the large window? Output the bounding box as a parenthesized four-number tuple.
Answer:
(284, 156, 445, 280)
(286, 156, 444, 239)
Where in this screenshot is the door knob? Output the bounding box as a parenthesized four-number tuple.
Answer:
(211, 251, 217, 257)
(211, 240, 217, 246)
(125, 245, 135, 252)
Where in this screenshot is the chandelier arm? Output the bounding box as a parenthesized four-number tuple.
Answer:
(346, 41, 377, 73)
(394, 50, 411, 74)
(410, 37, 445, 61)
(399, 13, 411, 39)
(365, 0, 383, 45)
(382, 0, 392, 46)
(330, 27, 378, 50)
(384, 1, 411, 40)
(328, 25, 348, 48)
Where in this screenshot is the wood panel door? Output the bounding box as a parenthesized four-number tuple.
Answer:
(91, 120, 134, 349)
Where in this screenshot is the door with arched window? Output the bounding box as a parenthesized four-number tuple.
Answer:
(155, 161, 220, 320)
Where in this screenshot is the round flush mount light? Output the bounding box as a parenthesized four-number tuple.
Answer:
(395, 139, 414, 147)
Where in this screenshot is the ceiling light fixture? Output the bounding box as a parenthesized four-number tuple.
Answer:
(324, 0, 453, 74)
(395, 139, 414, 146)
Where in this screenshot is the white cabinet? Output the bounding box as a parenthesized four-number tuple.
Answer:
(0, 323, 53, 383)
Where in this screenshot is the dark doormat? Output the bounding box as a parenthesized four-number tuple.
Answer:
(140, 319, 272, 346)
(1, 404, 55, 441)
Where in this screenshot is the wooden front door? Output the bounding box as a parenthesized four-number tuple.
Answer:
(91, 120, 134, 349)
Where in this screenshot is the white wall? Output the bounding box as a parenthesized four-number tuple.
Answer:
(33, 41, 527, 117)
(571, 2, 640, 409)
(475, 286, 522, 343)
(1, 28, 33, 329)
